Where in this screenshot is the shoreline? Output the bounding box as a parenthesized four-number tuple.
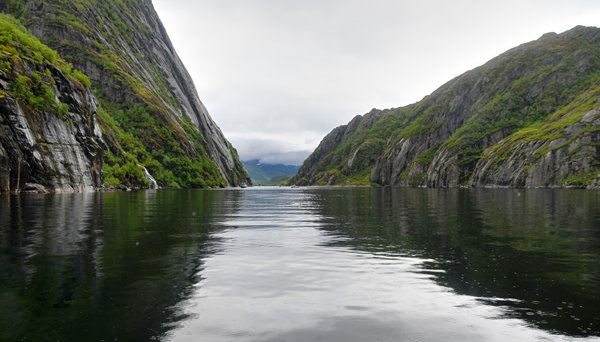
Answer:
(2, 184, 598, 196)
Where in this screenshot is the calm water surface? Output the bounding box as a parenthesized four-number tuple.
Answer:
(0, 187, 599, 341)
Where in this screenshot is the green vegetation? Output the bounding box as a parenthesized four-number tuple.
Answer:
(560, 170, 598, 187)
(415, 147, 438, 164)
(0, 14, 89, 116)
(292, 109, 409, 185)
(0, 1, 26, 22)
(13, 0, 174, 118)
(474, 85, 599, 187)
(308, 167, 377, 186)
(98, 103, 227, 188)
(397, 104, 446, 139)
(72, 69, 91, 88)
(399, 118, 428, 138)
(482, 86, 600, 165)
(442, 36, 600, 167)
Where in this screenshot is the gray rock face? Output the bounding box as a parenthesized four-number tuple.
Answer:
(291, 110, 384, 185)
(293, 26, 600, 188)
(22, 183, 48, 193)
(471, 109, 599, 188)
(0, 66, 103, 193)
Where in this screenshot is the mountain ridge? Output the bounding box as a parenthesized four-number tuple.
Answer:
(291, 26, 600, 188)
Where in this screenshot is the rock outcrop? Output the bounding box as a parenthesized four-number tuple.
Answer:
(0, 15, 103, 193)
(291, 26, 600, 188)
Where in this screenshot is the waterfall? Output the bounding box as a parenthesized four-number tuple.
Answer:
(138, 165, 159, 189)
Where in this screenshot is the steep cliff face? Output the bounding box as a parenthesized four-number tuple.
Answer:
(291, 26, 600, 188)
(2, 0, 249, 188)
(469, 99, 599, 188)
(0, 14, 103, 193)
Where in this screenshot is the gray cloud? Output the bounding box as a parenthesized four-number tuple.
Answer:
(153, 0, 600, 165)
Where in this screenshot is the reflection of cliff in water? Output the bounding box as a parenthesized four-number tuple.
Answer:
(311, 188, 600, 337)
(0, 190, 238, 341)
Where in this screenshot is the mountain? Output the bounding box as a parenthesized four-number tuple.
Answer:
(0, 0, 250, 191)
(291, 26, 600, 189)
(242, 160, 299, 185)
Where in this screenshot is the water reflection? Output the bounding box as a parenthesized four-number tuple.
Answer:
(0, 190, 237, 341)
(0, 188, 598, 341)
(169, 188, 599, 342)
(311, 188, 600, 337)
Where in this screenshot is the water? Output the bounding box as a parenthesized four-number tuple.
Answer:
(0, 188, 598, 341)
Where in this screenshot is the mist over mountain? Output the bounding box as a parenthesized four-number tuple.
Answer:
(243, 160, 299, 185)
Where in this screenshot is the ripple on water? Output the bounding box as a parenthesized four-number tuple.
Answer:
(1, 188, 598, 342)
(167, 188, 600, 342)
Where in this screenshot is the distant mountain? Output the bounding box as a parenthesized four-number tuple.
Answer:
(243, 160, 299, 185)
(291, 26, 600, 188)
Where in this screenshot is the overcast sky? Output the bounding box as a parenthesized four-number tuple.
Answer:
(152, 0, 600, 165)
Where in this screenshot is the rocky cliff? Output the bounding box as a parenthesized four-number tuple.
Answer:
(0, 14, 103, 193)
(1, 0, 250, 189)
(291, 26, 600, 189)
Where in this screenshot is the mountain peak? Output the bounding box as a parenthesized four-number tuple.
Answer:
(538, 32, 558, 40)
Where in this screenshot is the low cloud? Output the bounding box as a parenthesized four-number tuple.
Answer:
(256, 152, 312, 166)
(228, 131, 323, 165)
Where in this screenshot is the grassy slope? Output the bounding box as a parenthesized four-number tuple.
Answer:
(479, 84, 600, 186)
(0, 14, 90, 111)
